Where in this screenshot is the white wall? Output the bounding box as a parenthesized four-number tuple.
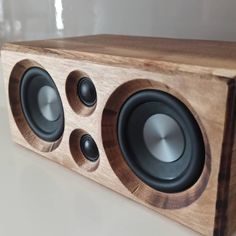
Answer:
(1, 0, 236, 106)
(0, 0, 236, 47)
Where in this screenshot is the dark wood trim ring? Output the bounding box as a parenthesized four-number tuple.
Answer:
(69, 129, 100, 172)
(66, 70, 97, 116)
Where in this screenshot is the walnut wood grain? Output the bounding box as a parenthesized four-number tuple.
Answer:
(1, 35, 236, 236)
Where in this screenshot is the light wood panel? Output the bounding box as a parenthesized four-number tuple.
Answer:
(1, 35, 236, 235)
(3, 35, 236, 78)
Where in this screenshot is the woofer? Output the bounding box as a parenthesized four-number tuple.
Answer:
(118, 90, 205, 193)
(20, 67, 64, 142)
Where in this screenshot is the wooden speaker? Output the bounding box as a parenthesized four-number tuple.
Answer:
(2, 35, 236, 236)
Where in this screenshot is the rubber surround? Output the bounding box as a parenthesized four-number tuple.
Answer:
(118, 90, 205, 193)
(20, 67, 64, 142)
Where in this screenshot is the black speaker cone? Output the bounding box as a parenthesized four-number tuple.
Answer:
(118, 90, 205, 193)
(77, 77, 97, 107)
(80, 134, 99, 162)
(20, 67, 64, 142)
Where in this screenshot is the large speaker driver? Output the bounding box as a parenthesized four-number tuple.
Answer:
(118, 90, 205, 193)
(20, 67, 64, 142)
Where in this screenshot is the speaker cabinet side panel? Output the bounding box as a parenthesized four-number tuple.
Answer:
(218, 81, 236, 236)
(1, 49, 230, 236)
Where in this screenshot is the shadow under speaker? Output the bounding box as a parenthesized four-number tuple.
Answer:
(2, 35, 236, 235)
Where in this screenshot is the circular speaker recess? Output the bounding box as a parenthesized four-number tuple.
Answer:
(66, 71, 97, 116)
(20, 67, 64, 142)
(118, 90, 205, 193)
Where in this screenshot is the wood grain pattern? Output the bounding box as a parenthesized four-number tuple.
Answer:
(1, 35, 236, 235)
(3, 35, 236, 78)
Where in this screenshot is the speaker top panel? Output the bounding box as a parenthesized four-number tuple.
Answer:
(2, 35, 236, 78)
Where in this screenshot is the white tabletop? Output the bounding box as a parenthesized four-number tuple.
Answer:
(0, 67, 198, 236)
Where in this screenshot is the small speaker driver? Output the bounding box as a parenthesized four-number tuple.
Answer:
(20, 67, 64, 142)
(77, 77, 97, 107)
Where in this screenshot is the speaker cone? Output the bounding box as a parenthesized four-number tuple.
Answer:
(80, 134, 99, 162)
(118, 90, 205, 193)
(20, 67, 64, 142)
(77, 77, 97, 107)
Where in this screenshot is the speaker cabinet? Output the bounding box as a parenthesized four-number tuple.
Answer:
(2, 35, 236, 236)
